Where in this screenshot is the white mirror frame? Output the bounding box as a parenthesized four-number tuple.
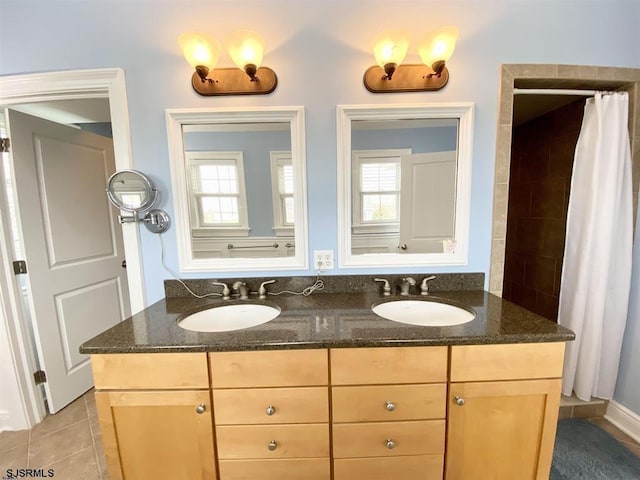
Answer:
(166, 106, 308, 272)
(337, 103, 474, 268)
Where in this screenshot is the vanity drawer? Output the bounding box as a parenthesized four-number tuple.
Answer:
(332, 420, 445, 458)
(214, 387, 329, 424)
(334, 455, 444, 480)
(330, 347, 447, 385)
(332, 384, 446, 422)
(219, 458, 330, 480)
(91, 353, 209, 389)
(449, 343, 566, 382)
(216, 424, 330, 459)
(210, 350, 328, 388)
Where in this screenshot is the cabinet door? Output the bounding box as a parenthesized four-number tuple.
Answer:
(445, 378, 561, 480)
(95, 390, 216, 480)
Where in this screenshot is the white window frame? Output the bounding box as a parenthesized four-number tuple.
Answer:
(269, 151, 294, 236)
(351, 148, 410, 235)
(185, 151, 250, 237)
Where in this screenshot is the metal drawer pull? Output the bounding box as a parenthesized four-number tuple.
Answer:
(385, 401, 396, 412)
(195, 404, 206, 414)
(266, 405, 276, 416)
(454, 396, 465, 406)
(385, 438, 395, 449)
(268, 440, 278, 451)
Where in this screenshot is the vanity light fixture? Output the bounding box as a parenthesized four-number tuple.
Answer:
(178, 30, 277, 96)
(363, 26, 458, 93)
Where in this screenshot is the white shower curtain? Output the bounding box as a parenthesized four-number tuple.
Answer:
(559, 92, 633, 401)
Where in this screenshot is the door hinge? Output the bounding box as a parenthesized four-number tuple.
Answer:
(13, 260, 27, 275)
(33, 370, 47, 385)
(0, 138, 9, 153)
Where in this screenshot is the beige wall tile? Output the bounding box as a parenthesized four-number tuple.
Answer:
(597, 66, 640, 82)
(504, 64, 558, 78)
(495, 125, 513, 183)
(492, 182, 509, 239)
(498, 69, 514, 125)
(557, 65, 598, 79)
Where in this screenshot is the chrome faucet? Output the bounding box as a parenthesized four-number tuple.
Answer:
(232, 281, 249, 300)
(420, 275, 437, 295)
(211, 282, 230, 300)
(400, 277, 416, 296)
(259, 280, 276, 299)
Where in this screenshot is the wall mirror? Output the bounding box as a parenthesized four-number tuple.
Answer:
(337, 103, 474, 267)
(166, 106, 308, 272)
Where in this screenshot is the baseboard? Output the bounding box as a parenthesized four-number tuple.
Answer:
(605, 400, 640, 443)
(0, 410, 11, 432)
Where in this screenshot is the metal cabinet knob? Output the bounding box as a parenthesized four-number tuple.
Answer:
(454, 396, 465, 406)
(399, 244, 408, 250)
(268, 440, 278, 451)
(266, 405, 276, 416)
(385, 438, 395, 449)
(195, 404, 206, 414)
(385, 401, 396, 412)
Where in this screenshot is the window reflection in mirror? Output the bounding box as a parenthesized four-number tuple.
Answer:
(166, 107, 308, 272)
(337, 104, 474, 268)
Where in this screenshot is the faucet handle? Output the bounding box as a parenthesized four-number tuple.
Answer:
(374, 278, 391, 296)
(211, 282, 230, 300)
(420, 276, 437, 295)
(259, 280, 276, 299)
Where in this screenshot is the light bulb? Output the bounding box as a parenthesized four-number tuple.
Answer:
(227, 30, 265, 73)
(178, 32, 221, 70)
(418, 26, 459, 67)
(372, 30, 410, 70)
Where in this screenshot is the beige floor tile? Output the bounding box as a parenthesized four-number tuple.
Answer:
(30, 396, 88, 439)
(84, 390, 98, 420)
(0, 429, 29, 454)
(44, 445, 100, 480)
(0, 443, 29, 473)
(29, 419, 93, 468)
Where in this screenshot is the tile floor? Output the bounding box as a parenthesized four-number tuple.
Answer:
(1, 391, 639, 479)
(0, 389, 106, 480)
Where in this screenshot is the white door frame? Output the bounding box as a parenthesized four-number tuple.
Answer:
(0, 68, 146, 426)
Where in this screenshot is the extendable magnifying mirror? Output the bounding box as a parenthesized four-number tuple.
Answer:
(106, 170, 171, 233)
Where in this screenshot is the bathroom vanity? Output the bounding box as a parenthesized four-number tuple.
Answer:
(80, 277, 573, 480)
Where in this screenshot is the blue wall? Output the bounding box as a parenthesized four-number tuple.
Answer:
(1, 1, 638, 297)
(352, 126, 457, 152)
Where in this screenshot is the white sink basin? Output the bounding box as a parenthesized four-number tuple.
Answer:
(372, 300, 475, 327)
(178, 304, 281, 332)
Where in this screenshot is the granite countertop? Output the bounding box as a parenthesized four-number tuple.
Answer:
(79, 289, 575, 354)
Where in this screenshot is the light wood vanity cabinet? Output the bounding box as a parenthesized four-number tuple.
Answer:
(445, 343, 565, 480)
(210, 350, 331, 480)
(330, 347, 448, 480)
(92, 353, 216, 480)
(92, 342, 565, 480)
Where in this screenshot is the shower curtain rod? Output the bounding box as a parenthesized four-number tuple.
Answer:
(513, 88, 613, 96)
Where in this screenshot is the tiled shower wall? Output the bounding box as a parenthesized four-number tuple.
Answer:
(503, 100, 585, 321)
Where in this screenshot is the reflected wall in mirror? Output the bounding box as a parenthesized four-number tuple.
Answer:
(166, 107, 308, 272)
(337, 103, 474, 267)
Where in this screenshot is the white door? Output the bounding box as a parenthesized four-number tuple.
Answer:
(5, 109, 131, 413)
(399, 151, 457, 253)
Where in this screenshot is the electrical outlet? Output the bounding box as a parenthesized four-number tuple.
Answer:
(313, 250, 334, 270)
